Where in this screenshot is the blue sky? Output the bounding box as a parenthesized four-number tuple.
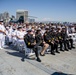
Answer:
(0, 0, 76, 22)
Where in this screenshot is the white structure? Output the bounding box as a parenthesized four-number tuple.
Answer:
(16, 10, 28, 23)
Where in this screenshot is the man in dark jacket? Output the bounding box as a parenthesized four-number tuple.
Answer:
(24, 29, 41, 62)
(35, 29, 49, 56)
(61, 27, 70, 51)
(44, 28, 56, 55)
(57, 28, 64, 51)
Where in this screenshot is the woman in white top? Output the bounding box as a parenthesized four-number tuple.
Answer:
(16, 26, 26, 52)
(11, 28, 17, 47)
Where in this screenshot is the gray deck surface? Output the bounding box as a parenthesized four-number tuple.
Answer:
(0, 45, 76, 75)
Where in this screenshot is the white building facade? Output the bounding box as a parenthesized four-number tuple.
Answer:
(16, 10, 28, 23)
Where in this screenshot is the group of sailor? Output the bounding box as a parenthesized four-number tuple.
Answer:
(0, 22, 75, 62)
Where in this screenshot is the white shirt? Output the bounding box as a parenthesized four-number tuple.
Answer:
(41, 29, 45, 36)
(71, 27, 75, 33)
(11, 30, 17, 40)
(16, 30, 25, 40)
(0, 24, 6, 35)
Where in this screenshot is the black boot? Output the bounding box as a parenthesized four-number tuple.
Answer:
(60, 49, 64, 52)
(68, 47, 72, 50)
(51, 51, 55, 55)
(51, 50, 55, 55)
(71, 46, 75, 49)
(36, 58, 41, 62)
(65, 48, 69, 51)
(56, 51, 60, 53)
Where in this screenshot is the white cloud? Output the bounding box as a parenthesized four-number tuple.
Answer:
(42, 18, 51, 21)
(35, 17, 52, 22)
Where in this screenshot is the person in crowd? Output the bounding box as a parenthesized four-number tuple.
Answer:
(0, 22, 6, 49)
(69, 37, 75, 49)
(57, 27, 64, 51)
(41, 26, 46, 36)
(16, 26, 25, 52)
(5, 26, 10, 45)
(24, 29, 41, 62)
(61, 27, 70, 51)
(50, 27, 60, 55)
(53, 30, 60, 53)
(35, 28, 49, 56)
(11, 27, 17, 47)
(8, 25, 13, 45)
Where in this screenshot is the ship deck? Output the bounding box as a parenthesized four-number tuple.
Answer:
(0, 45, 76, 75)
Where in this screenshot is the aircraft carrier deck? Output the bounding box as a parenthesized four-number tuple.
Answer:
(0, 45, 76, 75)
